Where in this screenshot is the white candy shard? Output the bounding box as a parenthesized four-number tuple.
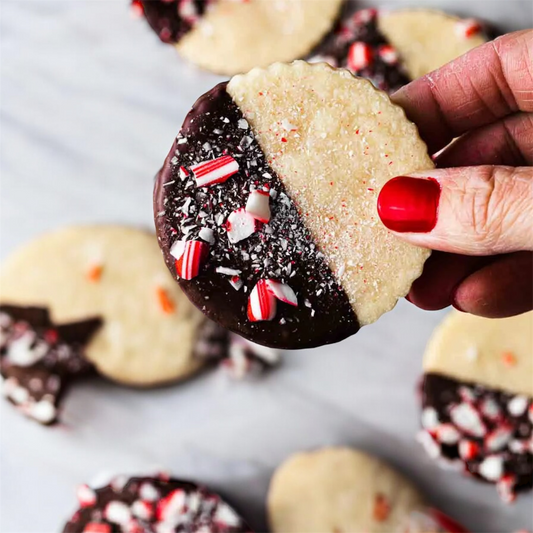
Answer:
(104, 501, 132, 525)
(508, 395, 528, 417)
(245, 190, 271, 223)
(170, 239, 186, 260)
(265, 280, 298, 306)
(226, 208, 257, 243)
(450, 402, 486, 437)
(199, 227, 215, 244)
(478, 455, 503, 481)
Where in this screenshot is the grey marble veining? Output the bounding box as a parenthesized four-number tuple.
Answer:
(1, 1, 532, 532)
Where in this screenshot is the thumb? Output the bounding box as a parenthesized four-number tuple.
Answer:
(377, 166, 533, 255)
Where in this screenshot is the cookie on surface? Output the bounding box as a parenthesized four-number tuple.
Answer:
(63, 473, 250, 532)
(0, 305, 100, 425)
(154, 61, 433, 349)
(310, 8, 489, 93)
(267, 447, 466, 533)
(134, 0, 343, 75)
(419, 311, 533, 503)
(0, 226, 208, 387)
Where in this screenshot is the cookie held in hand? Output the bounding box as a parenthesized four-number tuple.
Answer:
(154, 61, 433, 349)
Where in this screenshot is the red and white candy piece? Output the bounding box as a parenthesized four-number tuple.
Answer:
(485, 425, 513, 452)
(226, 208, 257, 243)
(248, 280, 277, 322)
(347, 42, 373, 71)
(175, 240, 209, 280)
(191, 155, 239, 188)
(131, 499, 153, 521)
(353, 8, 377, 24)
(434, 423, 460, 445)
(156, 489, 186, 521)
(178, 0, 199, 24)
(449, 402, 486, 437)
(478, 455, 503, 481)
(245, 190, 271, 223)
(265, 280, 298, 307)
(455, 18, 482, 39)
(496, 474, 517, 504)
(83, 524, 111, 533)
(104, 501, 131, 525)
(458, 439, 480, 460)
(76, 484, 97, 508)
(378, 45, 399, 65)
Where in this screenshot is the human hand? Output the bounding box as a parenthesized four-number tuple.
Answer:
(377, 30, 533, 319)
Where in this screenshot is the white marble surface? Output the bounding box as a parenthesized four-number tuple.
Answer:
(1, 1, 532, 532)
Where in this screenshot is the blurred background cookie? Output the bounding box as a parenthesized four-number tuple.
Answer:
(267, 447, 467, 532)
(0, 225, 280, 423)
(154, 61, 433, 349)
(418, 311, 533, 503)
(311, 8, 489, 93)
(0, 226, 208, 388)
(133, 0, 344, 75)
(0, 305, 101, 425)
(63, 472, 250, 532)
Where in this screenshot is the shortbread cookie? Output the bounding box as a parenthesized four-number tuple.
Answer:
(310, 8, 488, 93)
(63, 473, 250, 532)
(268, 447, 466, 533)
(0, 226, 209, 387)
(0, 305, 100, 425)
(154, 61, 433, 348)
(133, 0, 343, 75)
(419, 311, 533, 503)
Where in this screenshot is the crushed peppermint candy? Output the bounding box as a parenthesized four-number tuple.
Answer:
(155, 83, 358, 343)
(0, 306, 100, 425)
(63, 474, 249, 532)
(421, 373, 533, 502)
(309, 8, 410, 94)
(192, 155, 240, 188)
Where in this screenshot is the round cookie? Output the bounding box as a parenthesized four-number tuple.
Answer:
(154, 61, 433, 349)
(419, 311, 533, 503)
(63, 473, 250, 532)
(134, 0, 343, 75)
(267, 447, 466, 533)
(310, 8, 488, 93)
(0, 226, 209, 387)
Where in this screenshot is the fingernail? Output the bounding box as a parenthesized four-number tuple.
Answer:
(377, 176, 441, 233)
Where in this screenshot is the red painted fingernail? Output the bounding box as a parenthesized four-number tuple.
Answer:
(377, 176, 441, 232)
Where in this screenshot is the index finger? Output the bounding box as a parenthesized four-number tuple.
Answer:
(392, 29, 533, 153)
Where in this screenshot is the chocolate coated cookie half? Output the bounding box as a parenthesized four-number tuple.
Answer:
(310, 8, 490, 93)
(133, 0, 343, 75)
(418, 311, 533, 503)
(63, 473, 251, 532)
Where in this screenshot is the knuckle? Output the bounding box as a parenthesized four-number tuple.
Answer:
(457, 166, 531, 250)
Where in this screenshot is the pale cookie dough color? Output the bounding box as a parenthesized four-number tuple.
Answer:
(310, 8, 488, 93)
(154, 61, 433, 349)
(378, 9, 488, 80)
(268, 447, 427, 533)
(0, 226, 208, 387)
(419, 311, 533, 503)
(134, 0, 343, 75)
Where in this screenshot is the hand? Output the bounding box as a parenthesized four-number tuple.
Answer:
(377, 30, 533, 319)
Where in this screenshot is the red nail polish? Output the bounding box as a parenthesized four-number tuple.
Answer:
(377, 176, 440, 233)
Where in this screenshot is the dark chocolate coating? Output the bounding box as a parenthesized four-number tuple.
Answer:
(136, 0, 211, 44)
(422, 373, 532, 495)
(0, 305, 101, 425)
(63, 475, 251, 532)
(154, 83, 359, 349)
(310, 9, 411, 94)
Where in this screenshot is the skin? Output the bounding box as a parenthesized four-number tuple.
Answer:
(388, 30, 533, 318)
